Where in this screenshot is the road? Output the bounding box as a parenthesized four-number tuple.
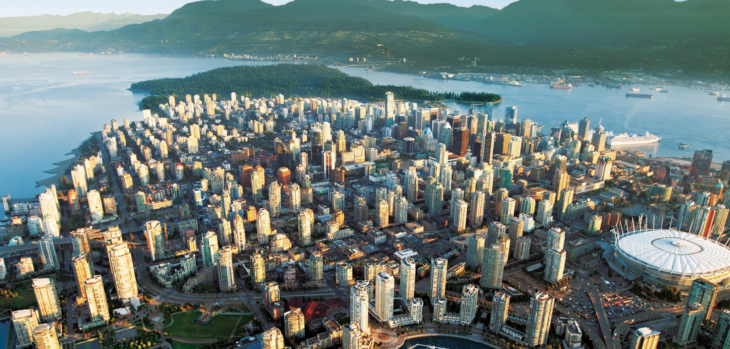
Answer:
(586, 283, 618, 349)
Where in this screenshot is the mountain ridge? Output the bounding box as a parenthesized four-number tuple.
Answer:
(0, 11, 167, 37)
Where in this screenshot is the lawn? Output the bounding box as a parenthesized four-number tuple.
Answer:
(0, 280, 38, 311)
(165, 312, 252, 340)
(170, 341, 203, 349)
(75, 339, 101, 349)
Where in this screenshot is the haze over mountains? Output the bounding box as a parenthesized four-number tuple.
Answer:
(2, 0, 729, 80)
(0, 12, 166, 37)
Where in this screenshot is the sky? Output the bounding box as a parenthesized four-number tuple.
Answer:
(2, 0, 518, 17)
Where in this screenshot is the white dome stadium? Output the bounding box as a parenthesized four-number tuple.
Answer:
(613, 229, 730, 288)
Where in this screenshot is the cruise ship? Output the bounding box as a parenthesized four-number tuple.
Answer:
(607, 132, 661, 146)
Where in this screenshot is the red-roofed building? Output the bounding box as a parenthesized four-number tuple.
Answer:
(302, 301, 318, 322)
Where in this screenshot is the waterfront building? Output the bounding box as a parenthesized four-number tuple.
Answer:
(430, 258, 448, 303)
(460, 284, 479, 324)
(12, 309, 39, 348)
(525, 292, 555, 347)
(489, 292, 510, 333)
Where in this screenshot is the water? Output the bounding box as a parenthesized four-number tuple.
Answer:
(402, 335, 497, 349)
(1, 53, 729, 203)
(0, 319, 10, 349)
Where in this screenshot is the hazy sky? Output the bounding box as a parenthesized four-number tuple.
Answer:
(3, 0, 518, 17)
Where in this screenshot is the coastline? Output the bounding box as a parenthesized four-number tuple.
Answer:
(394, 333, 501, 349)
(34, 134, 95, 188)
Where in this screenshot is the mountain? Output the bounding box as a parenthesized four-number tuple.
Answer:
(0, 28, 86, 43)
(0, 12, 166, 37)
(477, 0, 730, 45)
(354, 0, 498, 33)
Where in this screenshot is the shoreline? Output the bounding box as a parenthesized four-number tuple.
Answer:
(34, 134, 95, 189)
(395, 333, 501, 349)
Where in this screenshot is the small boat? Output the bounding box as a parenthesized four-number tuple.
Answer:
(629, 87, 640, 92)
(74, 71, 91, 75)
(23, 52, 27, 56)
(659, 90, 669, 93)
(679, 143, 690, 149)
(651, 87, 662, 91)
(709, 91, 720, 96)
(718, 95, 730, 102)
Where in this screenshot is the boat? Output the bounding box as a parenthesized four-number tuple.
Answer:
(709, 91, 720, 96)
(659, 90, 669, 93)
(550, 80, 573, 89)
(607, 132, 662, 146)
(651, 87, 662, 91)
(679, 143, 690, 149)
(79, 53, 93, 57)
(718, 95, 730, 102)
(626, 89, 653, 98)
(73, 71, 91, 75)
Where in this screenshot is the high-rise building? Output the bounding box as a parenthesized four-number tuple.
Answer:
(430, 258, 448, 303)
(406, 167, 419, 202)
(85, 275, 110, 324)
(460, 284, 479, 324)
(687, 278, 718, 320)
(595, 156, 613, 181)
(553, 170, 570, 201)
(505, 106, 518, 126)
(71, 228, 90, 257)
(544, 247, 566, 284)
(500, 197, 516, 224)
(39, 190, 60, 224)
(630, 327, 660, 349)
(469, 191, 485, 227)
(72, 255, 93, 301)
(546, 227, 566, 252)
(394, 197, 409, 224)
(466, 234, 485, 269)
(298, 208, 313, 246)
(284, 308, 306, 339)
(251, 254, 266, 285)
(144, 220, 165, 261)
(217, 246, 235, 291)
(525, 292, 555, 347)
(233, 214, 246, 252)
(454, 199, 468, 232)
(38, 236, 59, 270)
(481, 245, 505, 289)
(308, 251, 324, 285)
(343, 324, 363, 349)
(263, 282, 280, 309)
(351, 281, 370, 334)
(489, 292, 510, 333)
(427, 181, 444, 216)
(690, 149, 713, 177)
(508, 217, 524, 252)
(88, 189, 105, 224)
(32, 278, 61, 322)
(218, 218, 232, 246)
(399, 258, 416, 299)
(433, 297, 447, 322)
(486, 221, 507, 247)
(375, 271, 394, 321)
(482, 132, 495, 165)
(201, 231, 220, 268)
(336, 262, 353, 286)
(577, 117, 590, 141)
(262, 327, 285, 349)
(535, 200, 554, 226)
(515, 236, 532, 260)
(71, 164, 88, 197)
(257, 208, 272, 244)
(376, 199, 389, 227)
(711, 310, 730, 349)
(105, 227, 138, 300)
(33, 324, 61, 349)
(12, 309, 39, 348)
(675, 303, 705, 346)
(452, 127, 470, 156)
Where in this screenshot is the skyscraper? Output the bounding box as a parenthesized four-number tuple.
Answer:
(71, 228, 90, 257)
(85, 275, 110, 324)
(105, 227, 138, 300)
(451, 127, 470, 156)
(430, 258, 448, 304)
(454, 199, 468, 232)
(351, 281, 370, 334)
(308, 251, 324, 285)
(284, 308, 306, 339)
(406, 167, 419, 202)
(38, 190, 60, 224)
(71, 164, 88, 197)
(460, 284, 479, 324)
(298, 209, 313, 246)
(489, 292, 510, 333)
(32, 278, 61, 322)
(336, 262, 354, 287)
(233, 214, 246, 252)
(469, 191, 485, 227)
(375, 271, 394, 321)
(251, 253, 266, 285)
(257, 208, 271, 244)
(201, 231, 220, 268)
(343, 324, 363, 349)
(687, 278, 718, 320)
(144, 220, 165, 261)
(711, 310, 730, 349)
(217, 246, 235, 291)
(505, 106, 518, 126)
(553, 170, 570, 201)
(546, 227, 566, 252)
(500, 197, 516, 224)
(376, 199, 389, 227)
(544, 247, 566, 284)
(675, 303, 705, 346)
(525, 292, 555, 347)
(481, 245, 505, 289)
(399, 258, 416, 299)
(72, 254, 93, 301)
(38, 236, 59, 270)
(578, 117, 590, 141)
(482, 132, 495, 165)
(466, 233, 485, 269)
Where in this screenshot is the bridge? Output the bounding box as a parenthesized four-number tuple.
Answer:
(0, 237, 72, 258)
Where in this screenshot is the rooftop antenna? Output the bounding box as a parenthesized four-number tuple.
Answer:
(669, 216, 674, 230)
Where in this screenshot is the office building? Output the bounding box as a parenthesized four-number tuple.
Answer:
(525, 292, 555, 347)
(690, 149, 713, 177)
(32, 278, 61, 322)
(375, 271, 394, 321)
(400, 258, 416, 299)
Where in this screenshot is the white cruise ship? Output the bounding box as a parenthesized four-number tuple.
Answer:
(607, 132, 661, 146)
